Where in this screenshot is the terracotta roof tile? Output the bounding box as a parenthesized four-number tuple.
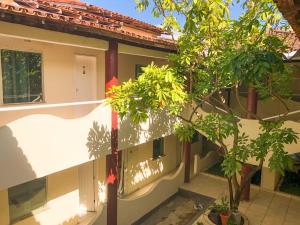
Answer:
(0, 0, 176, 51)
(269, 29, 300, 52)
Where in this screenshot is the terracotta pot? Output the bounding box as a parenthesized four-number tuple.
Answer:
(220, 212, 231, 225)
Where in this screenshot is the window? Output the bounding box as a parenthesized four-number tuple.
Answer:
(8, 177, 46, 223)
(153, 137, 164, 159)
(1, 49, 43, 104)
(192, 132, 200, 144)
(135, 64, 145, 79)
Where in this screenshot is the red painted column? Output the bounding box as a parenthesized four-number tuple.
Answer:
(241, 86, 257, 201)
(105, 40, 118, 225)
(184, 74, 192, 183)
(184, 142, 191, 183)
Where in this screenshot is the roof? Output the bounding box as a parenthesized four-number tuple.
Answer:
(275, 1, 300, 38)
(0, 0, 176, 51)
(269, 29, 300, 52)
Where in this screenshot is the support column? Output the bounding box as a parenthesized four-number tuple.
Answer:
(184, 142, 191, 183)
(241, 86, 257, 201)
(105, 40, 118, 225)
(184, 73, 192, 183)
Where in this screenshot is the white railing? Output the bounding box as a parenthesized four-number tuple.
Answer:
(0, 99, 106, 112)
(263, 109, 300, 121)
(203, 101, 300, 122)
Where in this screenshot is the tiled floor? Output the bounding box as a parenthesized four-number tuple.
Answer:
(181, 173, 300, 225)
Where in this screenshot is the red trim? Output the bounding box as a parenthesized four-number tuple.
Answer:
(240, 164, 253, 201)
(246, 87, 257, 119)
(105, 40, 118, 225)
(184, 142, 191, 183)
(241, 87, 258, 201)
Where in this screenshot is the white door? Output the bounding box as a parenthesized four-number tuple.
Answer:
(75, 55, 97, 102)
(78, 161, 98, 212)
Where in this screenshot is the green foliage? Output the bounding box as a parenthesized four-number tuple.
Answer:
(195, 113, 238, 143)
(108, 63, 187, 122)
(227, 218, 238, 225)
(211, 196, 230, 214)
(109, 0, 298, 211)
(174, 122, 195, 143)
(253, 121, 297, 174)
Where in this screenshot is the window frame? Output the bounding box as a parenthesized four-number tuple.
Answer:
(152, 137, 165, 160)
(0, 48, 45, 106)
(8, 177, 48, 224)
(191, 132, 200, 144)
(135, 64, 145, 79)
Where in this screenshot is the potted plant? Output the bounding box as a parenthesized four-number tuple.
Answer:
(212, 197, 231, 225)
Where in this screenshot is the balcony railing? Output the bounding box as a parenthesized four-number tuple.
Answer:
(0, 99, 175, 190)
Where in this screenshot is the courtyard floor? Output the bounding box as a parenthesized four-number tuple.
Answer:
(181, 173, 300, 225)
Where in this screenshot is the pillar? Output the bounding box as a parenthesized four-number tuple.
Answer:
(241, 86, 257, 201)
(184, 73, 192, 183)
(105, 40, 118, 225)
(184, 142, 191, 183)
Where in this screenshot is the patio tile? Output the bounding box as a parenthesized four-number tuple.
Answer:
(182, 173, 300, 225)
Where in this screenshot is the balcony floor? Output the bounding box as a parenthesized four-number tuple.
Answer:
(181, 173, 300, 225)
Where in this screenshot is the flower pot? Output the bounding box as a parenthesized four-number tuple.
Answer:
(232, 211, 242, 225)
(209, 208, 221, 225)
(220, 212, 231, 225)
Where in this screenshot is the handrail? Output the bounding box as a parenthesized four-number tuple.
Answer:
(0, 99, 106, 112)
(203, 101, 300, 122)
(263, 109, 300, 121)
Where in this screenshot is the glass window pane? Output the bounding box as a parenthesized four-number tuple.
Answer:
(1, 50, 43, 104)
(135, 64, 144, 79)
(192, 132, 200, 143)
(153, 138, 164, 159)
(8, 177, 46, 223)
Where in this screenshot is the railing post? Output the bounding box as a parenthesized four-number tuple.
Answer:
(241, 86, 257, 201)
(105, 40, 118, 225)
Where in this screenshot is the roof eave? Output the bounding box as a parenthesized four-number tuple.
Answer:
(0, 9, 177, 53)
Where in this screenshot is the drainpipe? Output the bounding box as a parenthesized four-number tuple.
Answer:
(240, 86, 257, 201)
(105, 40, 118, 225)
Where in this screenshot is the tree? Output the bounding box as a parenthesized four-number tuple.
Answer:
(108, 0, 298, 212)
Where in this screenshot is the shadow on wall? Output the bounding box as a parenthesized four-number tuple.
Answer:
(0, 126, 37, 189)
(119, 110, 177, 149)
(128, 158, 164, 187)
(86, 121, 111, 159)
(57, 215, 80, 225)
(0, 104, 100, 127)
(86, 111, 177, 159)
(0, 126, 41, 224)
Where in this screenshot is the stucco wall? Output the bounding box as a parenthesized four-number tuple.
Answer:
(261, 167, 281, 191)
(193, 105, 300, 166)
(122, 134, 180, 195)
(118, 163, 184, 225)
(190, 140, 202, 178)
(0, 166, 81, 225)
(0, 103, 111, 190)
(118, 53, 168, 83)
(230, 92, 300, 120)
(97, 157, 107, 204)
(0, 35, 106, 105)
(0, 189, 9, 225)
(0, 34, 106, 127)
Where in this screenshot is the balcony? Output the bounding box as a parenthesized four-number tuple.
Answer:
(0, 100, 175, 190)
